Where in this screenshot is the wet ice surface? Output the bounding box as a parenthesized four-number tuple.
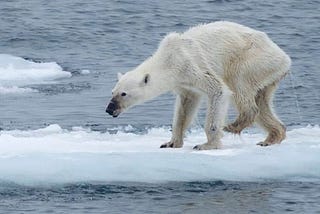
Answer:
(0, 125, 319, 185)
(0, 0, 319, 213)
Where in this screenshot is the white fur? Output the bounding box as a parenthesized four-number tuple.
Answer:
(110, 21, 291, 150)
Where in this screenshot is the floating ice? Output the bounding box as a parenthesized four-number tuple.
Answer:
(0, 125, 319, 185)
(80, 69, 90, 75)
(0, 54, 71, 94)
(0, 86, 38, 94)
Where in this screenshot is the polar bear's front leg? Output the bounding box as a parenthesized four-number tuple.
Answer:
(193, 86, 230, 150)
(160, 89, 201, 148)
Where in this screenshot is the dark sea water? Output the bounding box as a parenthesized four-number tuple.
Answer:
(0, 0, 319, 213)
(1, 181, 319, 214)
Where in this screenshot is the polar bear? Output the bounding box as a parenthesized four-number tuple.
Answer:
(106, 21, 291, 150)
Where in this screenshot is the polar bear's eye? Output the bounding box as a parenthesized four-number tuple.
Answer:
(121, 92, 127, 97)
(144, 74, 150, 84)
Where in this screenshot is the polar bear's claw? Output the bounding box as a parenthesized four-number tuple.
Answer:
(160, 142, 173, 148)
(193, 145, 202, 150)
(257, 141, 280, 146)
(257, 141, 272, 146)
(160, 141, 183, 148)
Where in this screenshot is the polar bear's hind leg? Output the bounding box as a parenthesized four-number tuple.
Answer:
(255, 82, 286, 146)
(224, 93, 259, 134)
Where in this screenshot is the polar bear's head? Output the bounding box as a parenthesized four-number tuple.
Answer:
(106, 45, 175, 117)
(106, 71, 152, 117)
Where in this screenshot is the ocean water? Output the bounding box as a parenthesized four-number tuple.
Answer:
(0, 0, 319, 213)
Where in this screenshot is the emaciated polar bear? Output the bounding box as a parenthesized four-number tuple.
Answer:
(106, 21, 291, 150)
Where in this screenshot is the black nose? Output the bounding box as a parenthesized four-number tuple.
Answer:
(106, 101, 116, 115)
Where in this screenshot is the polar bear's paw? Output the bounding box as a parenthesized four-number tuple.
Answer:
(193, 142, 222, 150)
(160, 141, 183, 148)
(223, 124, 242, 134)
(256, 141, 280, 147)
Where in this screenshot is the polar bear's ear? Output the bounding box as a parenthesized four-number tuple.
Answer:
(117, 72, 123, 80)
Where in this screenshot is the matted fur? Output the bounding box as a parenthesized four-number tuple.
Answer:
(108, 21, 291, 150)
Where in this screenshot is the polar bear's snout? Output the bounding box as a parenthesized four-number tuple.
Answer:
(106, 99, 121, 117)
